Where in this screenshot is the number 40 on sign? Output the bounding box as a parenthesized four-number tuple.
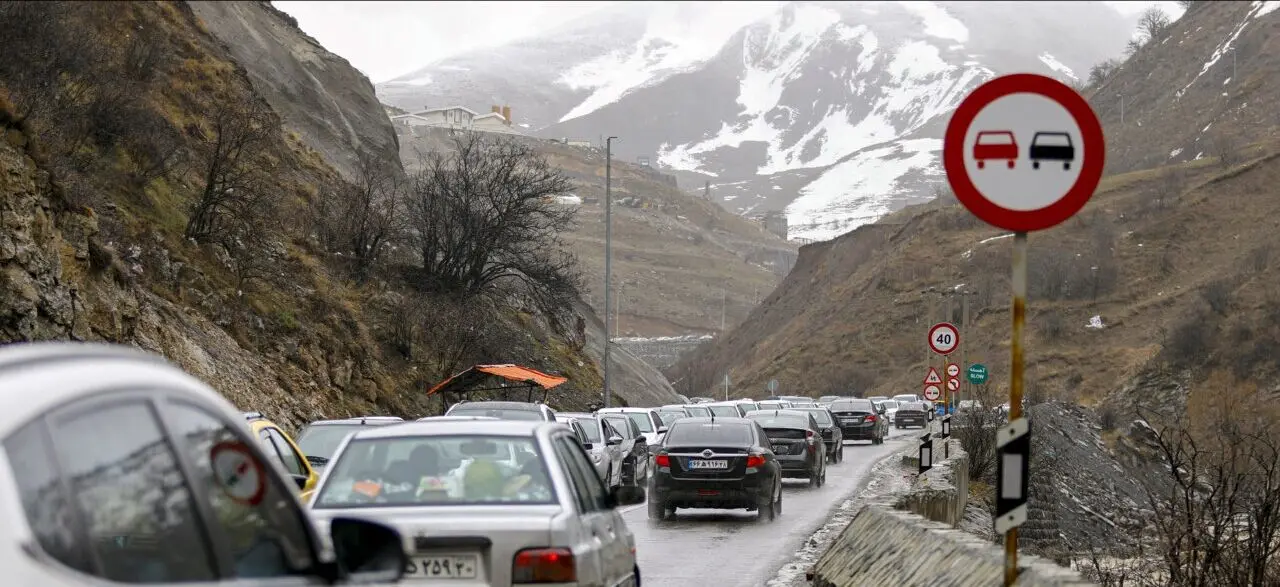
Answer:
(928, 322, 960, 355)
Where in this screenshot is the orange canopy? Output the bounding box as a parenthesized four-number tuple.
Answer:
(425, 364, 568, 397)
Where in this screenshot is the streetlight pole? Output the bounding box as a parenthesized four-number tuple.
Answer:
(603, 136, 617, 408)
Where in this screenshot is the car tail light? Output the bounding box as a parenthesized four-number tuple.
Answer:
(513, 548, 575, 583)
(655, 453, 670, 467)
(746, 454, 764, 468)
(865, 414, 877, 423)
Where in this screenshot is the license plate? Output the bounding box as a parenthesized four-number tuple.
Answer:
(405, 555, 479, 579)
(688, 459, 728, 469)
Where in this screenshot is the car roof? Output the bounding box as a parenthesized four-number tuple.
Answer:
(597, 407, 654, 413)
(555, 412, 594, 420)
(0, 343, 229, 433)
(416, 416, 499, 422)
(351, 419, 563, 440)
(305, 416, 405, 426)
(450, 400, 543, 411)
(669, 416, 751, 425)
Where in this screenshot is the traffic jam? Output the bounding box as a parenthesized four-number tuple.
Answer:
(0, 342, 920, 586)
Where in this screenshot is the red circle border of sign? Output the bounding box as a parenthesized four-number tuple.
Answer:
(943, 73, 1106, 232)
(210, 441, 268, 507)
(928, 322, 960, 355)
(924, 385, 941, 401)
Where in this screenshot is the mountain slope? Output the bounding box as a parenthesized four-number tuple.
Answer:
(380, 1, 1137, 241)
(665, 0, 1280, 405)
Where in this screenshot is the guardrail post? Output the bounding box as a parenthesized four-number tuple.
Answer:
(940, 414, 952, 459)
(918, 431, 933, 474)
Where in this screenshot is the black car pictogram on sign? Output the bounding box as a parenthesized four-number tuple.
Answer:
(1029, 132, 1075, 170)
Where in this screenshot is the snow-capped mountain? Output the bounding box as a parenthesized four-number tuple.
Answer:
(378, 1, 1138, 241)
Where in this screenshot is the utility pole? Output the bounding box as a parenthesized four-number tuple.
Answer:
(720, 288, 727, 332)
(943, 290, 955, 413)
(603, 136, 617, 408)
(616, 285, 622, 338)
(961, 291, 973, 409)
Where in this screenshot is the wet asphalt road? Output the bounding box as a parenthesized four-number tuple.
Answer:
(622, 426, 916, 587)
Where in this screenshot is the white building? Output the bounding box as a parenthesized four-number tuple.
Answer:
(472, 112, 516, 133)
(390, 106, 479, 131)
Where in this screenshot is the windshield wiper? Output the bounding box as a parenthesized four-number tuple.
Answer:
(305, 455, 330, 467)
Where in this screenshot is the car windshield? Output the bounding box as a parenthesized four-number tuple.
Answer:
(449, 407, 544, 421)
(757, 401, 783, 409)
(893, 396, 915, 403)
(797, 409, 833, 426)
(296, 424, 363, 461)
(573, 419, 601, 442)
(622, 412, 654, 432)
(665, 421, 752, 446)
(708, 405, 739, 417)
(314, 435, 555, 508)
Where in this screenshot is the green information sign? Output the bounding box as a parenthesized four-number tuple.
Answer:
(967, 364, 989, 385)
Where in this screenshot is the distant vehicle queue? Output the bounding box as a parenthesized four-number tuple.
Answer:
(0, 341, 911, 587)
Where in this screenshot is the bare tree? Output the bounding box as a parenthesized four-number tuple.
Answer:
(1138, 7, 1172, 43)
(380, 292, 490, 380)
(406, 133, 581, 311)
(315, 150, 406, 279)
(185, 98, 278, 243)
(1088, 59, 1122, 87)
(953, 382, 1006, 481)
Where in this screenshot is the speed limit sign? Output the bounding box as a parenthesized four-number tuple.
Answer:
(928, 322, 960, 355)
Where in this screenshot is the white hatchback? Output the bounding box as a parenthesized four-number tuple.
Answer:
(0, 342, 409, 586)
(596, 407, 668, 446)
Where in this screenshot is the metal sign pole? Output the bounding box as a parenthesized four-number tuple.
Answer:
(1005, 231, 1029, 586)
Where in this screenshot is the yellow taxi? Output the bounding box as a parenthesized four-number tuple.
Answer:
(242, 412, 319, 503)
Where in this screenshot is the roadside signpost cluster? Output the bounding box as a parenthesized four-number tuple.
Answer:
(942, 73, 1104, 585)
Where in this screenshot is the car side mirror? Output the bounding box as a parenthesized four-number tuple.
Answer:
(657, 426, 668, 434)
(328, 517, 408, 582)
(290, 474, 309, 491)
(611, 485, 646, 507)
(581, 441, 594, 450)
(607, 435, 623, 446)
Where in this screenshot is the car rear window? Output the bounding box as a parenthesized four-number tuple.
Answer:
(657, 411, 683, 425)
(830, 400, 873, 412)
(707, 405, 739, 417)
(796, 410, 832, 426)
(665, 422, 752, 446)
(448, 408, 544, 421)
(622, 412, 654, 432)
(572, 419, 601, 442)
(685, 406, 711, 417)
(900, 402, 925, 411)
(314, 435, 555, 508)
(746, 413, 809, 429)
(296, 424, 364, 460)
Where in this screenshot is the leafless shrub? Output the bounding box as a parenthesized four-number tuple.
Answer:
(954, 383, 1005, 482)
(1209, 132, 1242, 168)
(1040, 309, 1067, 341)
(122, 24, 167, 83)
(1201, 279, 1233, 315)
(1099, 404, 1118, 432)
(185, 99, 279, 243)
(406, 133, 581, 312)
(1245, 245, 1272, 273)
(380, 292, 491, 381)
(1138, 7, 1173, 43)
(1163, 310, 1216, 366)
(315, 150, 406, 280)
(1088, 58, 1122, 87)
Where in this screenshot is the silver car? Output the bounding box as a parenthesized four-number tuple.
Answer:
(556, 413, 626, 488)
(309, 419, 644, 585)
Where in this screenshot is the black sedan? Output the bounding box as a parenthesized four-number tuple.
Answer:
(829, 398, 887, 444)
(786, 406, 844, 464)
(746, 410, 827, 487)
(895, 401, 931, 429)
(649, 417, 783, 522)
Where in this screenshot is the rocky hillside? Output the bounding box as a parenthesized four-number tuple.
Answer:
(398, 127, 795, 336)
(0, 1, 676, 432)
(378, 1, 1140, 241)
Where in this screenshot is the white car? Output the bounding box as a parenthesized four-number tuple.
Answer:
(878, 400, 901, 424)
(893, 394, 933, 421)
(596, 406, 668, 446)
(308, 419, 644, 585)
(0, 342, 408, 586)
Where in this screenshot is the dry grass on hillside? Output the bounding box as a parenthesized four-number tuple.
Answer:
(672, 138, 1280, 403)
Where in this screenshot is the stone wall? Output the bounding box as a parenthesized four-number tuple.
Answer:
(810, 436, 1091, 586)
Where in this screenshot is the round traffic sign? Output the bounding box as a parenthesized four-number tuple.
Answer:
(210, 441, 267, 506)
(923, 384, 942, 401)
(946, 364, 960, 378)
(943, 73, 1105, 232)
(947, 378, 960, 392)
(928, 322, 960, 355)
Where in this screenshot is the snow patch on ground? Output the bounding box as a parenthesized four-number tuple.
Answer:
(555, 195, 582, 206)
(1259, 1, 1280, 18)
(786, 138, 941, 241)
(1038, 52, 1079, 80)
(979, 233, 1015, 245)
(1169, 148, 1183, 158)
(1177, 1, 1272, 98)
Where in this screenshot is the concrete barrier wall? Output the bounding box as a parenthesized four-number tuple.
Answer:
(811, 439, 1091, 586)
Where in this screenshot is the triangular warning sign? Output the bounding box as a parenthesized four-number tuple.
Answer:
(924, 367, 943, 385)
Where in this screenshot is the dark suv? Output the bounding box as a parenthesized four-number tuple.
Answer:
(444, 400, 557, 421)
(829, 399, 887, 444)
(787, 406, 845, 464)
(747, 410, 827, 487)
(649, 417, 783, 522)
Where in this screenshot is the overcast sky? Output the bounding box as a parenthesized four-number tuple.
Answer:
(275, 1, 1185, 84)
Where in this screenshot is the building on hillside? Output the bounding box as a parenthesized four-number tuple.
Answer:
(748, 210, 788, 240)
(390, 104, 522, 136)
(565, 139, 593, 148)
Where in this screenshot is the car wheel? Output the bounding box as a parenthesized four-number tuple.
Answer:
(820, 467, 826, 487)
(759, 484, 777, 522)
(635, 564, 642, 587)
(838, 444, 845, 463)
(648, 497, 668, 521)
(809, 469, 820, 488)
(774, 482, 783, 518)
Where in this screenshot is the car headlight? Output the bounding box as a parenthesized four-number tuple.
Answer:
(590, 452, 602, 463)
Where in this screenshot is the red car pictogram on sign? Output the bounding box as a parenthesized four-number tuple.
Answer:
(973, 131, 1018, 169)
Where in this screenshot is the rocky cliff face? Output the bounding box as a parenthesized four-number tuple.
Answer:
(188, 0, 401, 178)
